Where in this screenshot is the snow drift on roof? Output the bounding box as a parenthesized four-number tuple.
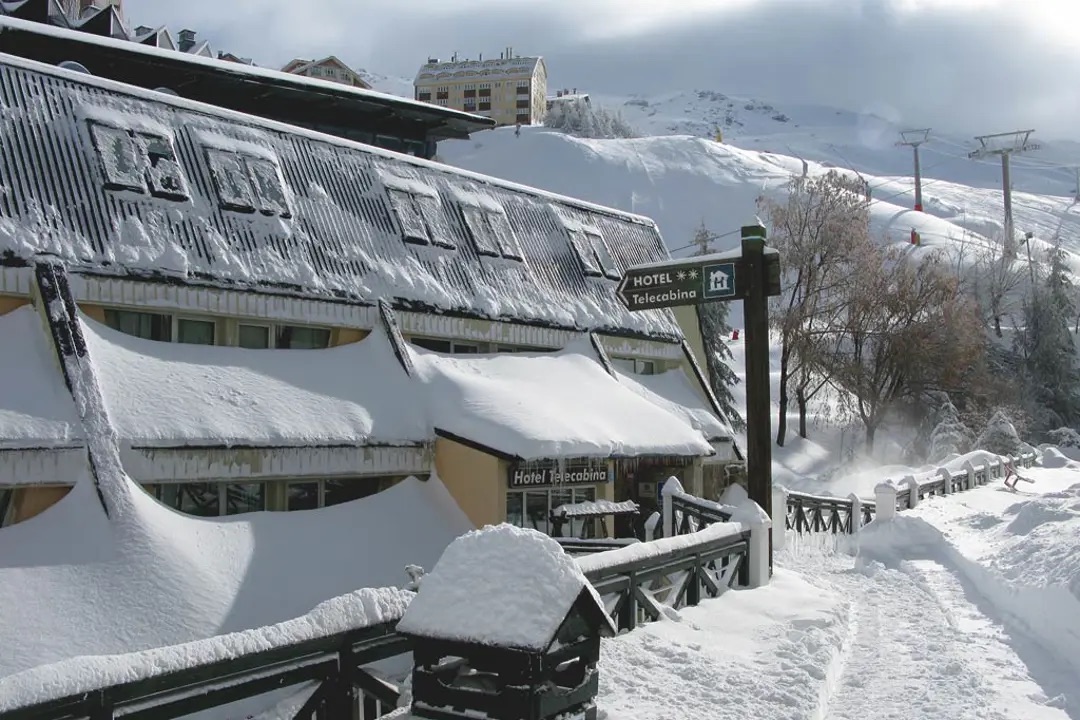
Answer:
(0, 306, 84, 449)
(0, 470, 471, 680)
(79, 313, 427, 448)
(410, 339, 714, 460)
(615, 367, 731, 441)
(397, 523, 600, 651)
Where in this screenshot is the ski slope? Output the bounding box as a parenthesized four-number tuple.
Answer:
(441, 126, 1080, 279)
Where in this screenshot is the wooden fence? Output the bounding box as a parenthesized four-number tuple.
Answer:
(782, 451, 1039, 536)
(3, 490, 758, 720)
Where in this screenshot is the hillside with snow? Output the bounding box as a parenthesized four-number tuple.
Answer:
(440, 125, 1080, 281)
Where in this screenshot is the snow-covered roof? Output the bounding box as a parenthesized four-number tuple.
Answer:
(397, 523, 612, 650)
(616, 367, 732, 441)
(80, 313, 427, 448)
(0, 52, 685, 341)
(414, 55, 542, 85)
(411, 339, 714, 460)
(0, 470, 472, 682)
(0, 15, 485, 126)
(0, 306, 84, 449)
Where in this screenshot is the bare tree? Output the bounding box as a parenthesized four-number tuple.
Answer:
(831, 246, 986, 452)
(757, 170, 871, 446)
(972, 235, 1025, 338)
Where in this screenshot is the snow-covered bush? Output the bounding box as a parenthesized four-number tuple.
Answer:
(974, 410, 1024, 456)
(927, 399, 973, 462)
(1046, 427, 1080, 450)
(543, 100, 637, 139)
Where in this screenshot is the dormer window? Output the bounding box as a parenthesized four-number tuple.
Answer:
(87, 120, 189, 201)
(556, 211, 621, 280)
(454, 187, 524, 261)
(204, 146, 292, 219)
(381, 173, 455, 249)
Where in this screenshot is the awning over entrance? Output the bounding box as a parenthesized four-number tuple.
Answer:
(410, 339, 714, 461)
(79, 313, 428, 449)
(614, 367, 733, 443)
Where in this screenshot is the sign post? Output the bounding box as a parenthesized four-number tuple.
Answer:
(616, 224, 780, 571)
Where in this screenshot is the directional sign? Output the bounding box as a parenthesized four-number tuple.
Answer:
(616, 248, 780, 311)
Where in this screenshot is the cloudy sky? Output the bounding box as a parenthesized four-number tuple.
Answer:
(123, 0, 1080, 140)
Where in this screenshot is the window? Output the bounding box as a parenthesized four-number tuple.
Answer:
(276, 325, 331, 349)
(238, 323, 271, 349)
(384, 184, 455, 249)
(205, 148, 292, 218)
(478, 101, 491, 111)
(516, 99, 530, 110)
(411, 337, 479, 354)
(103, 309, 172, 342)
(506, 486, 597, 538)
(287, 482, 319, 511)
(460, 204, 524, 261)
(103, 310, 228, 346)
(436, 90, 449, 100)
(88, 121, 190, 201)
(417, 91, 431, 102)
(156, 482, 265, 516)
(0, 487, 12, 529)
(287, 476, 411, 510)
(611, 357, 657, 375)
(566, 226, 621, 280)
(177, 318, 216, 345)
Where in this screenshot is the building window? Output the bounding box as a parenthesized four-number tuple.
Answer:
(494, 344, 550, 353)
(478, 88, 491, 98)
(0, 487, 12, 529)
(610, 357, 657, 375)
(238, 323, 271, 349)
(177, 318, 216, 345)
(417, 91, 431, 102)
(384, 184, 455, 249)
(411, 337, 480, 354)
(276, 325, 331, 349)
(516, 99, 530, 110)
(436, 90, 449, 100)
(87, 121, 190, 201)
(565, 225, 621, 280)
(506, 486, 597, 538)
(103, 309, 172, 342)
(459, 203, 524, 261)
(205, 148, 292, 218)
(286, 476, 415, 510)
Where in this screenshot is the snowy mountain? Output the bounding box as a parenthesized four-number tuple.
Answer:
(357, 69, 414, 99)
(593, 89, 1080, 199)
(440, 125, 1080, 280)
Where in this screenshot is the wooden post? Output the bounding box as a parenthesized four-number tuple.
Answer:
(741, 225, 773, 573)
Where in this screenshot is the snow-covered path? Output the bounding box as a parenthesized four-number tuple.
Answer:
(783, 549, 1070, 720)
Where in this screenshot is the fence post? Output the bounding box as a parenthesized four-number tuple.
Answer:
(938, 467, 951, 495)
(771, 485, 789, 551)
(732, 499, 772, 588)
(661, 476, 683, 539)
(963, 460, 976, 490)
(874, 482, 897, 522)
(902, 475, 919, 508)
(847, 493, 862, 533)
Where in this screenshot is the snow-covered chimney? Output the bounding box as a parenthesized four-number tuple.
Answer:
(178, 29, 196, 52)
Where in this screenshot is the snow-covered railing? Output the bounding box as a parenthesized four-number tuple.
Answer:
(1, 609, 410, 720)
(575, 522, 753, 632)
(554, 536, 641, 556)
(778, 451, 1040, 537)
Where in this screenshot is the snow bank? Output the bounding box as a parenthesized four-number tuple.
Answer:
(0, 306, 85, 448)
(615, 367, 731, 441)
(411, 340, 713, 459)
(398, 524, 598, 650)
(0, 586, 410, 713)
(81, 313, 427, 447)
(0, 471, 471, 678)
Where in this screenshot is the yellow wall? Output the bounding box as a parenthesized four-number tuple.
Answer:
(0, 295, 29, 315)
(434, 437, 504, 528)
(79, 304, 107, 323)
(332, 327, 368, 346)
(9, 486, 70, 525)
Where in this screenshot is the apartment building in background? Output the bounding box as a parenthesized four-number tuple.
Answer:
(281, 56, 372, 89)
(414, 48, 547, 126)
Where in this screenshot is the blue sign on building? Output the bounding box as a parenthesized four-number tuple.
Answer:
(702, 262, 736, 300)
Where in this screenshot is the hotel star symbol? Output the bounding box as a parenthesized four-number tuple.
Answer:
(675, 270, 686, 281)
(687, 269, 699, 279)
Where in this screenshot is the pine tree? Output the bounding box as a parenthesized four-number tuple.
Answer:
(974, 410, 1023, 456)
(691, 222, 745, 433)
(1014, 242, 1080, 434)
(927, 398, 973, 462)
